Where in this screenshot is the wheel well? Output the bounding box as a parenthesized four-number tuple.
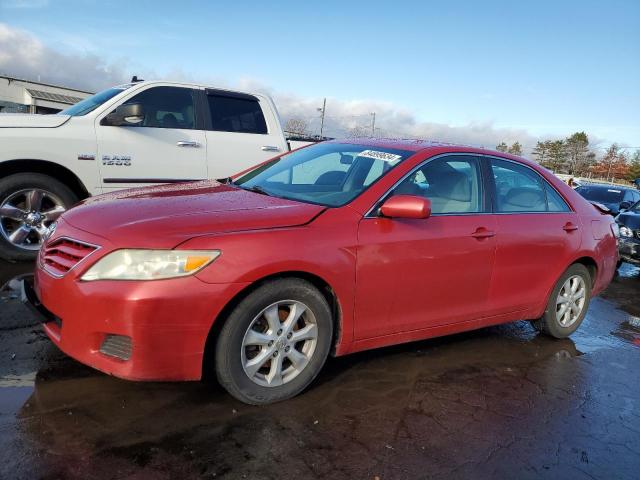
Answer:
(573, 256, 598, 286)
(201, 271, 342, 380)
(0, 160, 90, 200)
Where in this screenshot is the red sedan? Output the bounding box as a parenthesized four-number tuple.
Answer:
(26, 140, 619, 404)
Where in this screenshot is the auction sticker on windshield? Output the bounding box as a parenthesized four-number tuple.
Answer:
(357, 150, 403, 163)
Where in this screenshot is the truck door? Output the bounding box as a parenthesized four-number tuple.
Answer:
(96, 85, 208, 190)
(203, 90, 289, 179)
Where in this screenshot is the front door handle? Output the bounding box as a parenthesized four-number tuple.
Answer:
(563, 222, 579, 232)
(261, 145, 281, 152)
(471, 227, 496, 239)
(176, 141, 201, 148)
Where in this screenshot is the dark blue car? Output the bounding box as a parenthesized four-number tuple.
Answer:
(617, 201, 640, 266)
(575, 184, 640, 216)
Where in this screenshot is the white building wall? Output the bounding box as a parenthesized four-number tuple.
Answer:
(0, 76, 92, 113)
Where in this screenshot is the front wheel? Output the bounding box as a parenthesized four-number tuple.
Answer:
(532, 264, 592, 338)
(0, 173, 78, 262)
(214, 278, 333, 405)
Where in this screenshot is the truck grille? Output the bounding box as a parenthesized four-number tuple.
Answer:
(41, 237, 99, 277)
(100, 334, 132, 360)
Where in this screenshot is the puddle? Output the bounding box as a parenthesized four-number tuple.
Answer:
(0, 386, 34, 418)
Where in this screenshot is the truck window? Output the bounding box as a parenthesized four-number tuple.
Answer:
(207, 95, 267, 134)
(122, 86, 196, 129)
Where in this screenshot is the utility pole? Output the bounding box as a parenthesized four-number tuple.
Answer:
(318, 98, 326, 139)
(371, 112, 376, 137)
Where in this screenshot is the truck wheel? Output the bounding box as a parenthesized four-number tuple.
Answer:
(0, 173, 78, 262)
(214, 278, 333, 405)
(531, 264, 592, 338)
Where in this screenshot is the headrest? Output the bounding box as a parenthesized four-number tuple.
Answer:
(505, 187, 545, 208)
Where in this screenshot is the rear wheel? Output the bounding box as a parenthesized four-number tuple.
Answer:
(214, 278, 333, 405)
(532, 264, 592, 338)
(0, 173, 77, 262)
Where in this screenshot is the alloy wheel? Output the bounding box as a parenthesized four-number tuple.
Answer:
(241, 300, 318, 387)
(556, 275, 587, 327)
(0, 189, 66, 251)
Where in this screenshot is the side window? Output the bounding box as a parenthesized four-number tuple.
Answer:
(122, 87, 196, 129)
(546, 184, 571, 212)
(392, 155, 483, 214)
(207, 94, 267, 134)
(491, 159, 570, 212)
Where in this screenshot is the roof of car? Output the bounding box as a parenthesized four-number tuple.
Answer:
(327, 137, 528, 160)
(577, 183, 632, 191)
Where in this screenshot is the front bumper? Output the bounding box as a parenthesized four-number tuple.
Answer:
(28, 263, 249, 382)
(619, 237, 640, 265)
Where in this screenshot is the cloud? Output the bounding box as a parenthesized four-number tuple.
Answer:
(0, 23, 129, 91)
(239, 79, 540, 152)
(0, 22, 548, 153)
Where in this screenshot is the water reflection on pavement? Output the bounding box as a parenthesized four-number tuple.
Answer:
(1, 260, 639, 479)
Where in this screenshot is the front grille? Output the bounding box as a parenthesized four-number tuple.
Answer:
(41, 237, 98, 277)
(100, 334, 132, 361)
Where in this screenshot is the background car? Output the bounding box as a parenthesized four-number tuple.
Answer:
(616, 201, 640, 266)
(575, 184, 640, 215)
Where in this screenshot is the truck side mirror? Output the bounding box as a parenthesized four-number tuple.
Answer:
(101, 103, 145, 126)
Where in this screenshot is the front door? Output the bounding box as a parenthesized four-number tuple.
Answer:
(354, 155, 497, 340)
(96, 85, 208, 190)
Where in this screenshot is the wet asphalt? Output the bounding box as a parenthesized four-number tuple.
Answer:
(0, 260, 639, 480)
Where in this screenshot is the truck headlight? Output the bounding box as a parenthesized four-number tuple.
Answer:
(619, 226, 633, 238)
(81, 249, 220, 281)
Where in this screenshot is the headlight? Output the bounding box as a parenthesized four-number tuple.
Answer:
(619, 226, 633, 238)
(81, 249, 220, 281)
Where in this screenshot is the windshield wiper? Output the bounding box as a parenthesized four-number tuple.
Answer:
(241, 185, 272, 196)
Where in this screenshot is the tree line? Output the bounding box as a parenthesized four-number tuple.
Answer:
(496, 132, 640, 183)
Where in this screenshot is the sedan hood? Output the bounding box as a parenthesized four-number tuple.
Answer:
(617, 210, 640, 230)
(0, 113, 71, 128)
(62, 181, 326, 248)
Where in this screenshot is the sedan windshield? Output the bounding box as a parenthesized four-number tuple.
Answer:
(576, 186, 624, 203)
(59, 86, 131, 116)
(234, 142, 413, 207)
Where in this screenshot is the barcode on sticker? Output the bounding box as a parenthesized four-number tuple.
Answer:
(357, 150, 403, 163)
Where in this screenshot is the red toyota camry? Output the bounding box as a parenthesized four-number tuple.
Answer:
(25, 139, 619, 404)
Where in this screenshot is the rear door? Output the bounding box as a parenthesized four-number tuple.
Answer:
(96, 85, 208, 190)
(355, 154, 497, 339)
(203, 90, 288, 179)
(486, 158, 581, 316)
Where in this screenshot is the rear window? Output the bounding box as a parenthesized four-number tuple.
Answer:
(207, 94, 267, 134)
(576, 186, 624, 203)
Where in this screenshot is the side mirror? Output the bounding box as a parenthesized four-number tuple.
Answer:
(101, 103, 145, 126)
(619, 201, 632, 211)
(379, 195, 431, 219)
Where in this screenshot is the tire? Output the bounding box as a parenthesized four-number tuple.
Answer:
(531, 264, 592, 338)
(0, 173, 78, 262)
(214, 278, 333, 405)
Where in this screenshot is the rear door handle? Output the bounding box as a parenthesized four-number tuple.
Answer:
(176, 141, 201, 148)
(471, 227, 496, 239)
(563, 223, 579, 232)
(261, 145, 281, 152)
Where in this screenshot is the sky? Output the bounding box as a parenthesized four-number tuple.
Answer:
(0, 0, 639, 154)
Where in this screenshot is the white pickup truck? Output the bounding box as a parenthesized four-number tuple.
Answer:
(0, 80, 308, 261)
